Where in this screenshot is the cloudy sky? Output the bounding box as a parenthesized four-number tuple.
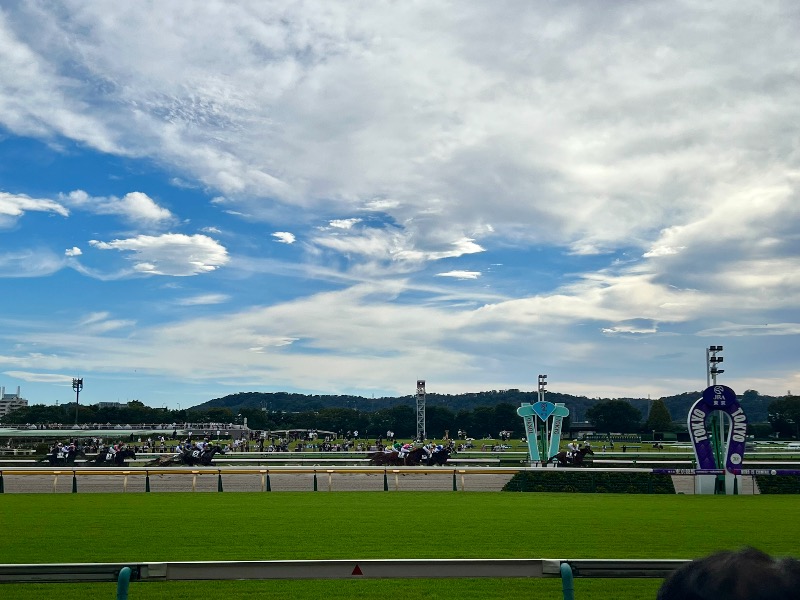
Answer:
(1, 1, 798, 410)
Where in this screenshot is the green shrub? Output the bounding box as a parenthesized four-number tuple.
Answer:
(502, 470, 675, 494)
(755, 475, 800, 494)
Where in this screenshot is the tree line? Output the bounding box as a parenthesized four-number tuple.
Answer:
(4, 391, 798, 439)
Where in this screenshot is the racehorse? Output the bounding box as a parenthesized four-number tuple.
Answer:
(401, 447, 428, 466)
(369, 450, 401, 466)
(196, 445, 225, 466)
(426, 448, 453, 466)
(44, 446, 86, 466)
(93, 448, 137, 467)
(546, 445, 594, 467)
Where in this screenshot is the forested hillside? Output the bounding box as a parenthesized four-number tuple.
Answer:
(194, 388, 775, 423)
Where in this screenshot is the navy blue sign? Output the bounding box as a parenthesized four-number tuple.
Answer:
(688, 385, 747, 470)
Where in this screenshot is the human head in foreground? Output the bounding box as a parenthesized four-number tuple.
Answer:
(657, 547, 800, 600)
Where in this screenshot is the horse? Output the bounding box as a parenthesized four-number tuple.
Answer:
(368, 450, 402, 466)
(546, 445, 594, 467)
(94, 448, 136, 467)
(426, 448, 453, 466)
(145, 447, 198, 467)
(401, 447, 428, 466)
(197, 445, 225, 466)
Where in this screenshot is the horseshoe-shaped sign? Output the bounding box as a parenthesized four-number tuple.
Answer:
(688, 385, 747, 471)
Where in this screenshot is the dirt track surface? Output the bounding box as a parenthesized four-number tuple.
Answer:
(0, 470, 516, 493)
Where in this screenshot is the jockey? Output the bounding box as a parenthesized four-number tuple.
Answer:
(566, 440, 579, 459)
(398, 443, 413, 459)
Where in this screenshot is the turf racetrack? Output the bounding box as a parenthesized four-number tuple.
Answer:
(2, 493, 798, 600)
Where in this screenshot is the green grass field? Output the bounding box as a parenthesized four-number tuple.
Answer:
(1, 492, 798, 599)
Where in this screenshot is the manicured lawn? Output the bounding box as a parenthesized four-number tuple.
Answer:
(1, 492, 797, 599)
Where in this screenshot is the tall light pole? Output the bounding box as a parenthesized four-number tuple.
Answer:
(415, 380, 426, 442)
(538, 374, 548, 458)
(72, 378, 83, 425)
(706, 345, 724, 387)
(705, 346, 725, 491)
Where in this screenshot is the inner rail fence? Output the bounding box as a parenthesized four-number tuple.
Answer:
(0, 466, 799, 494)
(0, 558, 691, 600)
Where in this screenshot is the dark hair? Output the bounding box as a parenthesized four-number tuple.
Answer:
(657, 547, 800, 600)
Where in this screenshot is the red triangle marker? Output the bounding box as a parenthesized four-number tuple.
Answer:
(352, 565, 363, 576)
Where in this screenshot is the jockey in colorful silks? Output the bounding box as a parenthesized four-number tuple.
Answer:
(398, 443, 413, 459)
(566, 440, 579, 459)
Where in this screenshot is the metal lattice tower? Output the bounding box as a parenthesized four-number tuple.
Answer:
(416, 379, 426, 441)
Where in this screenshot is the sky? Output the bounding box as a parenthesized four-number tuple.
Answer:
(1, 1, 799, 410)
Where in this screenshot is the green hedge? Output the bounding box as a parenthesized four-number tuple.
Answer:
(502, 470, 675, 494)
(755, 475, 800, 494)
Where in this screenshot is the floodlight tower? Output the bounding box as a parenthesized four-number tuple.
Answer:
(72, 377, 83, 425)
(538, 374, 548, 458)
(706, 345, 724, 387)
(706, 345, 726, 491)
(416, 380, 426, 442)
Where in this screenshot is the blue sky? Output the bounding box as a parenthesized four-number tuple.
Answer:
(1, 2, 799, 410)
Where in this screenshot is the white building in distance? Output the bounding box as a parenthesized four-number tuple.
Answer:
(0, 386, 28, 417)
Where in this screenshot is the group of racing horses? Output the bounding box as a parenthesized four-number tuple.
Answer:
(43, 445, 136, 467)
(145, 445, 226, 467)
(42, 444, 225, 467)
(368, 445, 453, 466)
(42, 441, 593, 469)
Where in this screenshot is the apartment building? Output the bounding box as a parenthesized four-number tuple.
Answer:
(0, 386, 28, 417)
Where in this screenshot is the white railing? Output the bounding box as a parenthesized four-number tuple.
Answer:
(0, 557, 689, 583)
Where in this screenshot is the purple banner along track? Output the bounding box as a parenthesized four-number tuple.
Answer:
(687, 385, 747, 471)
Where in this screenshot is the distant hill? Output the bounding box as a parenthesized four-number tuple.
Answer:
(191, 388, 777, 422)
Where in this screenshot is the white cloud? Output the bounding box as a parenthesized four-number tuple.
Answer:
(697, 323, 800, 337)
(65, 247, 82, 257)
(1, 2, 797, 265)
(63, 190, 175, 227)
(643, 245, 684, 258)
(177, 293, 230, 306)
(328, 218, 361, 229)
(3, 371, 75, 384)
(0, 250, 65, 277)
(272, 231, 296, 244)
(0, 191, 69, 227)
(76, 311, 135, 333)
(0, 11, 120, 152)
(89, 233, 229, 276)
(314, 230, 484, 266)
(437, 270, 481, 280)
